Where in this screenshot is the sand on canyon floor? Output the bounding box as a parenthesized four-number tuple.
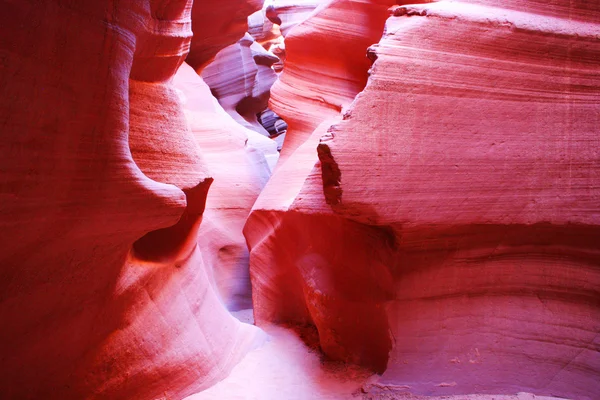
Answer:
(185, 310, 567, 400)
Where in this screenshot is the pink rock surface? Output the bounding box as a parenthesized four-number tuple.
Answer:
(0, 1, 264, 399)
(269, 0, 394, 162)
(201, 33, 280, 137)
(246, 0, 398, 374)
(315, 5, 600, 397)
(174, 62, 277, 309)
(2, 0, 599, 398)
(203, 2, 328, 144)
(247, 1, 600, 399)
(264, 0, 325, 36)
(186, 0, 264, 71)
(184, 323, 567, 400)
(248, 0, 324, 50)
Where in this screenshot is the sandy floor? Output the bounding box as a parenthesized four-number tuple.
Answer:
(185, 311, 567, 400)
(185, 315, 371, 399)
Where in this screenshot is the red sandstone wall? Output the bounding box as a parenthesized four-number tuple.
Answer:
(1, 0, 598, 399)
(0, 1, 264, 398)
(246, 1, 600, 399)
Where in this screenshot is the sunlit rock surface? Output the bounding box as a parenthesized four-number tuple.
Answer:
(264, 0, 325, 36)
(201, 33, 280, 137)
(174, 62, 277, 310)
(246, 0, 398, 376)
(201, 1, 327, 150)
(0, 1, 264, 399)
(1, 0, 598, 399)
(246, 1, 600, 399)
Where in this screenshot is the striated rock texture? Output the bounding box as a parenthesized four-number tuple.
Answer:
(264, 0, 326, 36)
(186, 0, 263, 71)
(0, 1, 264, 399)
(174, 62, 277, 309)
(268, 0, 396, 162)
(248, 0, 324, 49)
(2, 0, 599, 399)
(246, 0, 399, 373)
(201, 33, 280, 138)
(201, 1, 328, 151)
(246, 1, 600, 399)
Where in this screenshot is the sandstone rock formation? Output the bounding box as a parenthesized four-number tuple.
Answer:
(186, 0, 264, 71)
(246, 1, 600, 399)
(268, 0, 394, 162)
(264, 0, 325, 36)
(245, 0, 402, 381)
(201, 33, 280, 137)
(201, 1, 326, 152)
(1, 0, 599, 399)
(174, 62, 277, 309)
(0, 1, 264, 399)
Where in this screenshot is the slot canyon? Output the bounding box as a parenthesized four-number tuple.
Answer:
(0, 0, 598, 399)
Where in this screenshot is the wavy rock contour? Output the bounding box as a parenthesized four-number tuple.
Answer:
(246, 1, 600, 399)
(0, 1, 264, 399)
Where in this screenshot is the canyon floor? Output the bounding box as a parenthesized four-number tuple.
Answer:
(185, 310, 567, 400)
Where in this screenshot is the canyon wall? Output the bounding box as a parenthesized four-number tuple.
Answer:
(0, 0, 265, 399)
(201, 33, 279, 138)
(173, 62, 277, 310)
(185, 0, 264, 71)
(1, 0, 598, 399)
(246, 1, 600, 399)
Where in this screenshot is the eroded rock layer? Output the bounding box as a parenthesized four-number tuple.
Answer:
(246, 0, 398, 373)
(268, 0, 395, 162)
(246, 1, 600, 399)
(2, 0, 599, 398)
(0, 1, 264, 399)
(174, 62, 277, 309)
(186, 0, 264, 71)
(201, 33, 279, 137)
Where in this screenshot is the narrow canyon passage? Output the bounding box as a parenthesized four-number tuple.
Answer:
(0, 1, 598, 400)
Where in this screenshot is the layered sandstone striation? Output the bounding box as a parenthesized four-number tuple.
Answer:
(264, 0, 325, 36)
(268, 0, 396, 161)
(0, 1, 265, 399)
(201, 33, 280, 137)
(174, 62, 277, 309)
(246, 0, 399, 373)
(246, 1, 600, 399)
(1, 0, 599, 399)
(185, 0, 264, 71)
(202, 1, 326, 151)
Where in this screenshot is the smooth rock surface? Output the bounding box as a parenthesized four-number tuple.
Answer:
(174, 62, 277, 309)
(264, 0, 325, 36)
(0, 1, 264, 399)
(2, 0, 599, 399)
(246, 1, 600, 399)
(246, 0, 399, 374)
(202, 33, 280, 137)
(186, 0, 264, 71)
